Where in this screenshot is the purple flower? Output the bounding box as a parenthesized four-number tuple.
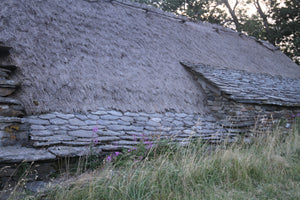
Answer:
(139, 156, 143, 160)
(115, 152, 120, 156)
(106, 156, 112, 162)
(133, 147, 137, 150)
(93, 126, 99, 133)
(297, 113, 300, 117)
(292, 114, 296, 117)
(128, 149, 131, 152)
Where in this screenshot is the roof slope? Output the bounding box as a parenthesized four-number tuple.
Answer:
(182, 62, 300, 107)
(1, 0, 299, 114)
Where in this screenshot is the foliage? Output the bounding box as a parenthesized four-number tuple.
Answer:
(132, 0, 299, 64)
(272, 0, 300, 64)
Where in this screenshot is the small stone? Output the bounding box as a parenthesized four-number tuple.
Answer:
(28, 118, 50, 125)
(124, 112, 139, 117)
(172, 120, 184, 127)
(75, 114, 88, 121)
(100, 115, 120, 120)
(85, 120, 98, 125)
(30, 130, 53, 136)
(39, 113, 56, 120)
(91, 110, 107, 115)
(87, 114, 99, 120)
(68, 130, 95, 138)
(150, 118, 161, 123)
(134, 116, 148, 122)
(107, 110, 123, 116)
(100, 130, 125, 136)
(146, 120, 160, 127)
(121, 116, 134, 122)
(0, 87, 16, 97)
(34, 141, 61, 147)
(175, 113, 187, 118)
(69, 118, 86, 126)
(107, 125, 132, 131)
(50, 118, 68, 125)
(98, 119, 118, 126)
(55, 112, 75, 120)
(30, 125, 46, 130)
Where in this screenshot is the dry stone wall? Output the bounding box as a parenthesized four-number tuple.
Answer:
(197, 76, 300, 139)
(0, 44, 26, 147)
(25, 109, 225, 159)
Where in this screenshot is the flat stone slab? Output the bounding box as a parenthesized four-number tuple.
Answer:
(0, 145, 56, 163)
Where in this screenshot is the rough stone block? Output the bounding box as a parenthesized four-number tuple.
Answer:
(55, 113, 75, 120)
(30, 125, 46, 130)
(107, 125, 133, 131)
(134, 116, 148, 122)
(48, 146, 101, 157)
(27, 118, 50, 125)
(150, 118, 161, 123)
(146, 120, 160, 127)
(107, 110, 123, 117)
(0, 87, 16, 97)
(124, 112, 139, 117)
(50, 118, 68, 125)
(0, 146, 56, 163)
(99, 130, 125, 136)
(33, 141, 61, 147)
(120, 116, 134, 122)
(69, 118, 86, 126)
(68, 130, 95, 138)
(100, 115, 120, 120)
(30, 130, 53, 136)
(39, 113, 56, 120)
(91, 110, 107, 115)
(85, 120, 98, 125)
(87, 114, 99, 120)
(75, 114, 88, 121)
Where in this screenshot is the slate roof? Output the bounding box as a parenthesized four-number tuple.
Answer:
(181, 62, 300, 107)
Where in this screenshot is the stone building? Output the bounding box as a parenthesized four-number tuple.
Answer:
(0, 0, 299, 164)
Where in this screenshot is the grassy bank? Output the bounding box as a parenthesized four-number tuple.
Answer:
(9, 125, 300, 200)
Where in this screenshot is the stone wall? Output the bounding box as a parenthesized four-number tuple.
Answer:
(24, 109, 224, 159)
(0, 44, 26, 147)
(198, 76, 300, 140)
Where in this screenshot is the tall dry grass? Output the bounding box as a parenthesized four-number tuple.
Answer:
(9, 122, 300, 200)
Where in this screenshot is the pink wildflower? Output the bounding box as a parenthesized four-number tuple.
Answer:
(106, 156, 112, 162)
(93, 126, 99, 133)
(115, 152, 120, 156)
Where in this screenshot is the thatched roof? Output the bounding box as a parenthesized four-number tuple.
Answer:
(182, 62, 300, 107)
(1, 0, 299, 114)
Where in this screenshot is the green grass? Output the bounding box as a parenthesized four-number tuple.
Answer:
(9, 125, 300, 200)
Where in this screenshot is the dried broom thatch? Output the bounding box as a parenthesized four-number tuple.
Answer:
(1, 0, 299, 115)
